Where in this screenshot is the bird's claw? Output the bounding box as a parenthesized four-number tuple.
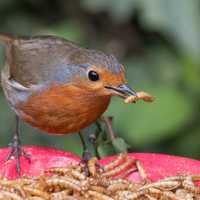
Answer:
(6, 135, 30, 176)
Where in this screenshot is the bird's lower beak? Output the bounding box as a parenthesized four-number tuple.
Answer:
(105, 84, 137, 98)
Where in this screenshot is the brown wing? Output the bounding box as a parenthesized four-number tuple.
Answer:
(0, 34, 80, 87)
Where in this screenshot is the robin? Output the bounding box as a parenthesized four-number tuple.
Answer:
(0, 34, 151, 174)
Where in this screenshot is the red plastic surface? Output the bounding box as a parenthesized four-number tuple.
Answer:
(99, 153, 200, 182)
(0, 146, 79, 179)
(0, 146, 200, 181)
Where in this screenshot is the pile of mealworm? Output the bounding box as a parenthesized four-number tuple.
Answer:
(0, 154, 200, 200)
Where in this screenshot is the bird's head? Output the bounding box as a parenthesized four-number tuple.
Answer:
(70, 49, 137, 99)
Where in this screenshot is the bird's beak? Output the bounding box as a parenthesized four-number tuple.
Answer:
(105, 84, 137, 98)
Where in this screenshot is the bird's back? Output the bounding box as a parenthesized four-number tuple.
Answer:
(0, 34, 80, 87)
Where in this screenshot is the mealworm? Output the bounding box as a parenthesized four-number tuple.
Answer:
(102, 158, 135, 177)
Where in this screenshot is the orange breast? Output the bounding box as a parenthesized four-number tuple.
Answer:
(17, 83, 111, 134)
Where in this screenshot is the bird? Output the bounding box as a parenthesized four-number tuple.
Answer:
(0, 34, 137, 174)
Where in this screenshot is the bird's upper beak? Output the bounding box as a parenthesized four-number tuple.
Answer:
(105, 84, 137, 98)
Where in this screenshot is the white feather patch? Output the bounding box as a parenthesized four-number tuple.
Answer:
(8, 79, 29, 91)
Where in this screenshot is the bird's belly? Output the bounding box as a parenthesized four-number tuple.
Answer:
(16, 85, 111, 134)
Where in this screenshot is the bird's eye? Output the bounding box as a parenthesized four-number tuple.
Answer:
(88, 70, 99, 81)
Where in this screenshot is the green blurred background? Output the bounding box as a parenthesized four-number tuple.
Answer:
(0, 0, 200, 159)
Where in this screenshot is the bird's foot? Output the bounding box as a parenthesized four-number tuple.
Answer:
(6, 135, 30, 176)
(80, 149, 92, 176)
(81, 150, 104, 177)
(81, 149, 92, 164)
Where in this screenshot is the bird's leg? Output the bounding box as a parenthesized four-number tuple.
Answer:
(79, 132, 92, 163)
(79, 131, 93, 176)
(6, 115, 30, 175)
(88, 121, 102, 159)
(102, 116, 117, 140)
